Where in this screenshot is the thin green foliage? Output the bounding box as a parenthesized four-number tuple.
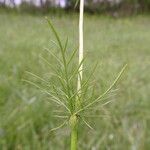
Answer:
(24, 17, 126, 150)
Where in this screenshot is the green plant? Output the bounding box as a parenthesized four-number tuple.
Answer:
(24, 1, 126, 149)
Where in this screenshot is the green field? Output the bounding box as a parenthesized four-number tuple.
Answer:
(0, 12, 150, 149)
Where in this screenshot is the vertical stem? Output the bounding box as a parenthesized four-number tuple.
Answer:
(70, 115, 78, 150)
(77, 0, 84, 93)
(70, 1, 84, 150)
(70, 123, 78, 150)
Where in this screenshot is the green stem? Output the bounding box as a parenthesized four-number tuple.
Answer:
(70, 115, 78, 150)
(71, 0, 84, 149)
(71, 125, 78, 150)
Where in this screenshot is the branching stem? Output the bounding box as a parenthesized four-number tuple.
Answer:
(71, 0, 84, 149)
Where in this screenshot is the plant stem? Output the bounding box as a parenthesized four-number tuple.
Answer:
(70, 0, 84, 150)
(70, 122, 78, 150)
(77, 0, 84, 93)
(70, 115, 78, 150)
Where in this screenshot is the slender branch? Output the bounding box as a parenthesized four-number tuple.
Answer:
(75, 64, 127, 114)
(50, 120, 67, 132)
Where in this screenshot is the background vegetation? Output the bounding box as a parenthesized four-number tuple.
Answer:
(1, 0, 150, 14)
(0, 11, 149, 149)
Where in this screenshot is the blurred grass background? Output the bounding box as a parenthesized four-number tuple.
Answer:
(0, 12, 150, 149)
